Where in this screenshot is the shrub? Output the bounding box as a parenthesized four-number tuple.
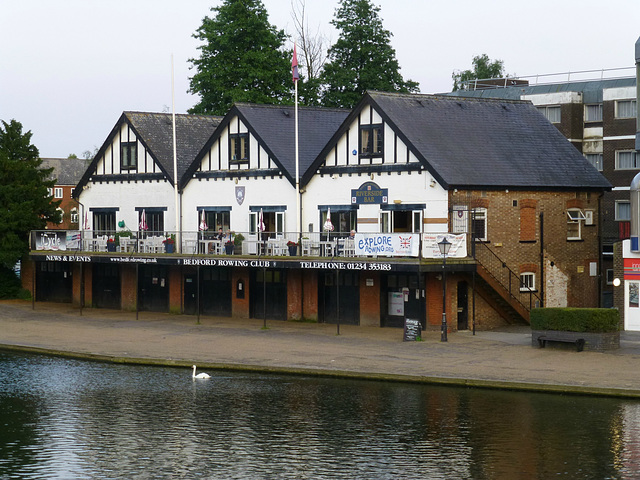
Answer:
(530, 308, 619, 333)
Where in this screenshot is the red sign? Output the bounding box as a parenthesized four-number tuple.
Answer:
(623, 258, 640, 279)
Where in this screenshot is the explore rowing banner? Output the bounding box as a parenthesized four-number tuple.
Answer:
(354, 233, 419, 257)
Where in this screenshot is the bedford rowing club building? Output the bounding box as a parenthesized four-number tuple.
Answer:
(26, 92, 611, 331)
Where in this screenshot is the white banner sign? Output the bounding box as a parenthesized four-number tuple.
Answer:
(354, 233, 420, 257)
(422, 234, 467, 258)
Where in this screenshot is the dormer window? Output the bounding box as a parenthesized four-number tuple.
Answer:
(230, 133, 249, 163)
(121, 142, 137, 170)
(359, 124, 383, 157)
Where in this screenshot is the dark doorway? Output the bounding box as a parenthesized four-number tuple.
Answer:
(381, 273, 423, 328)
(138, 265, 169, 312)
(184, 274, 197, 315)
(200, 267, 232, 317)
(92, 264, 121, 309)
(319, 271, 359, 325)
(457, 281, 469, 330)
(36, 261, 72, 303)
(250, 269, 287, 320)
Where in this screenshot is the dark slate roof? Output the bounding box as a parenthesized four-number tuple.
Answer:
(75, 112, 222, 196)
(184, 104, 349, 187)
(365, 91, 611, 190)
(443, 77, 636, 104)
(125, 112, 222, 182)
(40, 157, 92, 185)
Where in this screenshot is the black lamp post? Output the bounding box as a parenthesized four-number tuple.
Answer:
(438, 236, 452, 342)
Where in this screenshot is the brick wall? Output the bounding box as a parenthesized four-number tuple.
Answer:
(451, 189, 601, 308)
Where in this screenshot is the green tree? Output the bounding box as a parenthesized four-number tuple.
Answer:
(188, 0, 293, 115)
(0, 120, 60, 296)
(320, 0, 419, 109)
(452, 54, 507, 91)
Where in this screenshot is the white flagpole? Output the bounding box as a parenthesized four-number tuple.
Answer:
(294, 44, 300, 248)
(171, 54, 180, 253)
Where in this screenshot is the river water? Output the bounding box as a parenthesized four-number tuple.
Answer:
(1, 352, 640, 479)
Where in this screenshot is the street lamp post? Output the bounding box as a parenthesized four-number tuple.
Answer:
(438, 236, 452, 342)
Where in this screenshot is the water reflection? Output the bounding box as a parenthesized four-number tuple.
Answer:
(1, 352, 639, 479)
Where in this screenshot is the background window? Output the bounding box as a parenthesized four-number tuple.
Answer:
(616, 151, 639, 170)
(584, 153, 603, 171)
(536, 105, 561, 123)
(616, 100, 637, 119)
(54, 187, 63, 199)
(585, 104, 602, 122)
(616, 201, 631, 221)
(70, 208, 79, 224)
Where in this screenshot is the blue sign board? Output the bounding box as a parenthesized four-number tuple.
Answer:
(351, 181, 388, 205)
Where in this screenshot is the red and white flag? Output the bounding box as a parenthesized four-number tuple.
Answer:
(292, 44, 299, 83)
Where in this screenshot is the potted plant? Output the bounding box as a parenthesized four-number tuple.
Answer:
(233, 232, 245, 255)
(163, 235, 175, 254)
(225, 239, 234, 255)
(107, 236, 116, 252)
(287, 240, 298, 256)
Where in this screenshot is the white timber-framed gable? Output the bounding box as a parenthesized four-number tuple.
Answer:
(303, 93, 448, 236)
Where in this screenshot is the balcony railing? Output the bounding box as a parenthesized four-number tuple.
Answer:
(30, 230, 376, 259)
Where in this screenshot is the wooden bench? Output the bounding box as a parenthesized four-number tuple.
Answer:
(537, 332, 585, 352)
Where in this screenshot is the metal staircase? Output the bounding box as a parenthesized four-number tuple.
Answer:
(472, 242, 542, 324)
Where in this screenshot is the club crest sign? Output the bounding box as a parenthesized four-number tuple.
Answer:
(235, 186, 245, 205)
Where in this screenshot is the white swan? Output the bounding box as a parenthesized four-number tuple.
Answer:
(192, 365, 211, 379)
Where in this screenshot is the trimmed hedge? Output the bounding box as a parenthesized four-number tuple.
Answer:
(530, 308, 619, 333)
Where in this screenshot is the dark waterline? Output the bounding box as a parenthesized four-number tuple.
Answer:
(1, 352, 639, 479)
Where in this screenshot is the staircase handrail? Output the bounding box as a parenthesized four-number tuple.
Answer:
(473, 241, 542, 312)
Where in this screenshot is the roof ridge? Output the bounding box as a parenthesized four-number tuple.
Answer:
(367, 90, 530, 105)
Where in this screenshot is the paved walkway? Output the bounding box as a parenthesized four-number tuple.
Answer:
(1, 300, 639, 398)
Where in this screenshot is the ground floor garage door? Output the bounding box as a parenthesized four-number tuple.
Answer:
(92, 264, 121, 309)
(250, 269, 287, 320)
(319, 271, 359, 325)
(36, 261, 72, 303)
(138, 265, 169, 312)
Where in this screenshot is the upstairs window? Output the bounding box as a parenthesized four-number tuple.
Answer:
(616, 151, 639, 170)
(54, 187, 63, 199)
(537, 105, 561, 123)
(615, 100, 637, 119)
(585, 104, 602, 122)
(230, 133, 249, 163)
(121, 142, 137, 170)
(584, 153, 603, 171)
(567, 208, 586, 240)
(360, 124, 383, 157)
(471, 207, 487, 242)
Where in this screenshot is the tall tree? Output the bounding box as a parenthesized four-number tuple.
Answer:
(0, 120, 59, 296)
(188, 0, 293, 115)
(452, 54, 507, 91)
(320, 0, 419, 109)
(290, 0, 328, 105)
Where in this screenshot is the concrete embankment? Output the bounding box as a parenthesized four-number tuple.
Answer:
(1, 300, 640, 398)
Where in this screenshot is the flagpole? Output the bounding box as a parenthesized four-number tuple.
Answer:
(171, 54, 181, 253)
(294, 44, 301, 251)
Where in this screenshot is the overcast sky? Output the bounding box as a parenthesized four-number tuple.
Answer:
(2, 0, 639, 158)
